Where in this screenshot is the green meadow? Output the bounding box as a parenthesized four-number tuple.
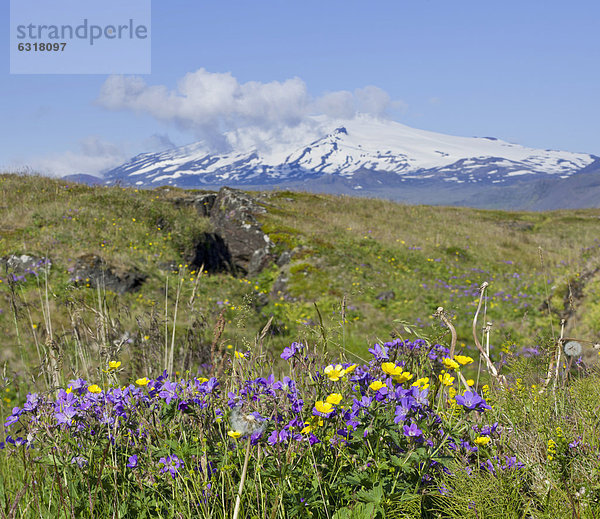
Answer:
(1, 173, 599, 518)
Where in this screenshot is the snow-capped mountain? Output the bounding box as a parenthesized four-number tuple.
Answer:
(103, 115, 598, 190)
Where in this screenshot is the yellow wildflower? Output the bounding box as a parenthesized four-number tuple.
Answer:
(474, 436, 490, 446)
(394, 371, 414, 384)
(442, 357, 460, 370)
(324, 364, 345, 381)
(454, 355, 474, 365)
(381, 362, 403, 377)
(314, 401, 334, 414)
(136, 377, 150, 386)
(300, 422, 313, 434)
(227, 430, 242, 439)
(412, 377, 430, 389)
(344, 364, 358, 374)
(326, 393, 343, 405)
(108, 361, 122, 370)
(88, 384, 102, 394)
(234, 350, 246, 359)
(369, 380, 387, 392)
(439, 373, 455, 386)
(466, 379, 475, 386)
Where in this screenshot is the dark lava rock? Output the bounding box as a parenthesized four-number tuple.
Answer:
(276, 251, 292, 267)
(170, 192, 217, 217)
(0, 254, 52, 275)
(189, 233, 234, 273)
(209, 187, 274, 276)
(71, 254, 146, 294)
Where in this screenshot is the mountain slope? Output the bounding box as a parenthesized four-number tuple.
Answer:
(103, 115, 597, 192)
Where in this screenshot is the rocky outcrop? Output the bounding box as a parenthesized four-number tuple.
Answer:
(209, 187, 274, 276)
(165, 187, 277, 276)
(171, 193, 217, 217)
(0, 254, 52, 277)
(189, 233, 234, 274)
(70, 254, 146, 294)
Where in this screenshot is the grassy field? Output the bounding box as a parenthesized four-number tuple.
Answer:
(1, 173, 599, 374)
(1, 173, 600, 517)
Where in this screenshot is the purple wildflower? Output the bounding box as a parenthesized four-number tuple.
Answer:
(455, 391, 492, 412)
(403, 422, 423, 438)
(368, 343, 389, 360)
(159, 455, 182, 479)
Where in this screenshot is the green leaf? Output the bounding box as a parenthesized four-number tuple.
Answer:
(333, 502, 378, 519)
(357, 484, 383, 504)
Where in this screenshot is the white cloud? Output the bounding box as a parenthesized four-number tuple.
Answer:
(97, 68, 402, 151)
(11, 136, 130, 177)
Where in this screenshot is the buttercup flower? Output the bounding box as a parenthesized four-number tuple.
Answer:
(454, 355, 474, 365)
(412, 377, 430, 389)
(369, 380, 387, 392)
(108, 361, 122, 370)
(442, 358, 460, 370)
(324, 365, 345, 381)
(439, 373, 455, 386)
(314, 400, 334, 415)
(474, 436, 490, 446)
(87, 384, 102, 394)
(325, 393, 343, 405)
(381, 362, 403, 377)
(394, 371, 414, 384)
(136, 377, 150, 386)
(343, 364, 358, 375)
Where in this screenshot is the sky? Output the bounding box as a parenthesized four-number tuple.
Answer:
(2, 0, 600, 177)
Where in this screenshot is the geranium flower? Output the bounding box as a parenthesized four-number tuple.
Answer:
(368, 343, 389, 360)
(280, 341, 304, 360)
(159, 455, 182, 478)
(455, 391, 491, 412)
(403, 422, 423, 438)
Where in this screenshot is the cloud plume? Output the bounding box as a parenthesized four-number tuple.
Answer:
(97, 69, 398, 151)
